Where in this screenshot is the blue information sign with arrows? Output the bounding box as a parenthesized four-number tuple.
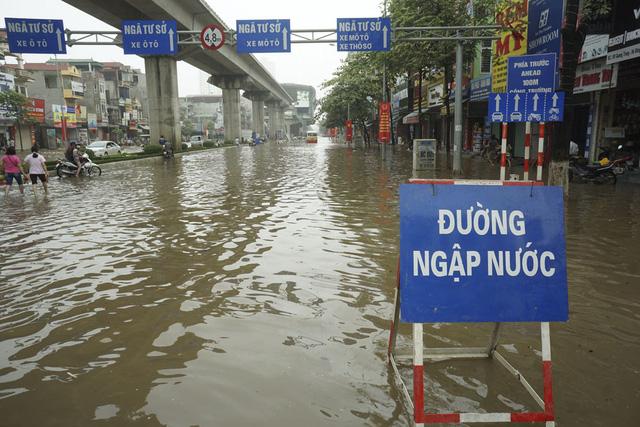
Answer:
(4, 18, 66, 54)
(336, 17, 391, 52)
(122, 20, 178, 55)
(236, 19, 291, 53)
(489, 92, 565, 123)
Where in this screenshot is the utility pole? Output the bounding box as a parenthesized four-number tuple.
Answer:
(452, 34, 464, 174)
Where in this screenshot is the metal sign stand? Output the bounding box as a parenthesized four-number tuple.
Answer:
(389, 178, 556, 426)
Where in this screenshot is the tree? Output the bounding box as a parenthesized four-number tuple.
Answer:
(318, 52, 384, 143)
(548, 0, 612, 188)
(384, 0, 494, 148)
(0, 90, 36, 150)
(182, 119, 194, 138)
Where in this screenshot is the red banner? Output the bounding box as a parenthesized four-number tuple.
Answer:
(379, 101, 391, 143)
(345, 120, 353, 142)
(26, 98, 45, 123)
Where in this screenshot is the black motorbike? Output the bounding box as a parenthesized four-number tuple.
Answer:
(163, 144, 174, 159)
(569, 157, 620, 185)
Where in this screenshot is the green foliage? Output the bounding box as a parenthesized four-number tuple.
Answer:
(181, 143, 189, 151)
(182, 120, 194, 137)
(319, 0, 496, 128)
(319, 52, 383, 128)
(203, 141, 216, 148)
(143, 144, 163, 155)
(85, 149, 96, 160)
(581, 0, 612, 23)
(110, 127, 124, 142)
(0, 90, 34, 124)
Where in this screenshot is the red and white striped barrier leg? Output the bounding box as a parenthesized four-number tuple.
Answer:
(388, 258, 401, 358)
(541, 322, 555, 426)
(524, 122, 531, 181)
(413, 323, 424, 427)
(537, 123, 545, 181)
(500, 123, 508, 181)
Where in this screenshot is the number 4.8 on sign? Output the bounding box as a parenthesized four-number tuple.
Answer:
(200, 24, 225, 51)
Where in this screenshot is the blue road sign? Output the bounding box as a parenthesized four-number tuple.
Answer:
(507, 93, 526, 123)
(236, 19, 291, 53)
(4, 18, 66, 54)
(399, 184, 569, 323)
(507, 53, 557, 94)
(122, 20, 177, 55)
(489, 91, 565, 123)
(336, 17, 391, 52)
(545, 91, 565, 122)
(489, 92, 507, 123)
(527, 0, 563, 56)
(525, 92, 545, 122)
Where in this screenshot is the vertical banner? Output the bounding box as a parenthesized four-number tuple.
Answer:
(345, 120, 353, 142)
(492, 0, 529, 93)
(379, 101, 391, 143)
(52, 104, 63, 128)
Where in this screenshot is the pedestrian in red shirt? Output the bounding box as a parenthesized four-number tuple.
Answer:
(1, 146, 26, 196)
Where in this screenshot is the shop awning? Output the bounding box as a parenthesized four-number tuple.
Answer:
(402, 111, 420, 124)
(138, 124, 150, 131)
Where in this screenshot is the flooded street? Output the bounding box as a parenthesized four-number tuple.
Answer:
(1, 140, 639, 426)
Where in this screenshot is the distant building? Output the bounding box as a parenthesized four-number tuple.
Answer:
(179, 95, 223, 139)
(281, 83, 316, 137)
(0, 30, 35, 150)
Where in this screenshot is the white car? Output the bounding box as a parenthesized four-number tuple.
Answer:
(87, 141, 122, 157)
(189, 135, 204, 147)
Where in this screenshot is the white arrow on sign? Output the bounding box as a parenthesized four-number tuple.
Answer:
(532, 94, 540, 111)
(56, 28, 63, 52)
(513, 94, 521, 111)
(494, 94, 502, 111)
(552, 93, 559, 107)
(168, 28, 175, 52)
(283, 27, 288, 50)
(382, 25, 388, 48)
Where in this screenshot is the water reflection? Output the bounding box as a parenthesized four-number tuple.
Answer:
(0, 142, 638, 426)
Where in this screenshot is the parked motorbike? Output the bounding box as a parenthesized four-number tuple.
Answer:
(56, 153, 102, 178)
(163, 145, 174, 159)
(598, 144, 637, 173)
(569, 157, 624, 184)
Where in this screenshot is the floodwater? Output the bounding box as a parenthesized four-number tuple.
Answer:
(0, 139, 638, 426)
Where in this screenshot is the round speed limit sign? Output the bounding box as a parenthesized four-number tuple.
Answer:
(200, 24, 225, 51)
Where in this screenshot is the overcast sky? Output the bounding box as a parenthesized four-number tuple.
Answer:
(2, 0, 384, 98)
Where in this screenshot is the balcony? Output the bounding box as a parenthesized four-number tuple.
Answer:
(63, 89, 83, 99)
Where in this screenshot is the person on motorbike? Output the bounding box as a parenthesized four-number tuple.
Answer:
(162, 140, 173, 158)
(65, 141, 82, 177)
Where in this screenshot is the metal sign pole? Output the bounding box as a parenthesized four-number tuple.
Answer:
(453, 36, 464, 174)
(524, 121, 531, 181)
(537, 123, 545, 181)
(500, 122, 508, 180)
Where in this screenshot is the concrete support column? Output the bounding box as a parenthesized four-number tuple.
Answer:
(267, 101, 286, 140)
(222, 88, 241, 142)
(210, 75, 247, 142)
(277, 107, 286, 139)
(252, 99, 265, 137)
(266, 101, 278, 140)
(243, 90, 269, 139)
(145, 56, 181, 150)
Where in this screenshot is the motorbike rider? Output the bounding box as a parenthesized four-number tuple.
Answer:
(162, 139, 173, 157)
(65, 141, 82, 177)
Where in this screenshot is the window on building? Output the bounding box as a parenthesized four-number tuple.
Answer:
(45, 75, 58, 89)
(480, 40, 492, 74)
